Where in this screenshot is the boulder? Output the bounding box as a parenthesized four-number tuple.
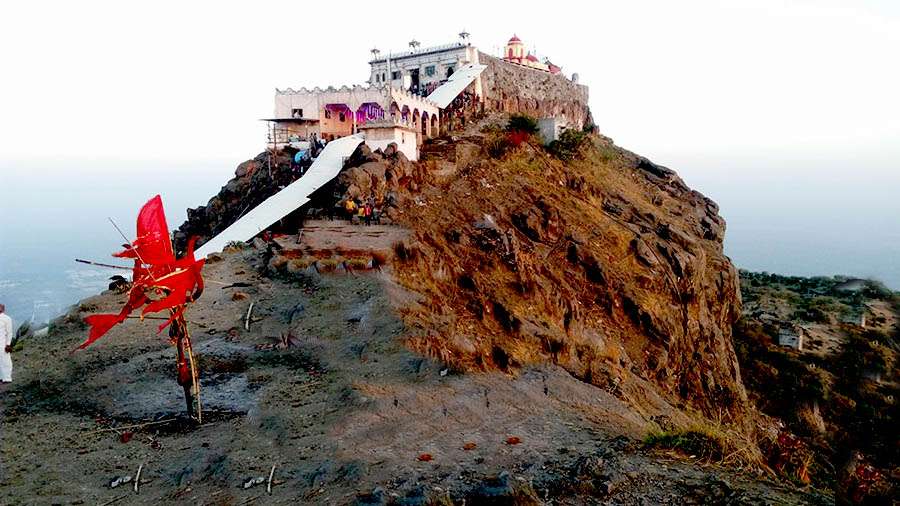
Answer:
(346, 143, 381, 168)
(235, 159, 258, 177)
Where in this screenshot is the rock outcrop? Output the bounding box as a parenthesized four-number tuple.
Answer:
(176, 129, 747, 422)
(174, 151, 296, 253)
(374, 134, 747, 420)
(175, 143, 427, 253)
(478, 53, 592, 130)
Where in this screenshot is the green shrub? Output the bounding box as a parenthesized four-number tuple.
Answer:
(861, 280, 894, 300)
(792, 306, 830, 323)
(506, 114, 539, 134)
(547, 128, 589, 160)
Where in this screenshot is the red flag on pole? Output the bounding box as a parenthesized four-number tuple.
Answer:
(113, 195, 175, 267)
(77, 195, 204, 350)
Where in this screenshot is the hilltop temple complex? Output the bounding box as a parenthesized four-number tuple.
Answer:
(502, 34, 563, 74)
(266, 33, 590, 161)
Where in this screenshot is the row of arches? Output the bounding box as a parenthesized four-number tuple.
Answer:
(324, 102, 386, 125)
(319, 100, 439, 139)
(388, 101, 438, 138)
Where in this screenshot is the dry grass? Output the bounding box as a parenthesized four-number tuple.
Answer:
(644, 412, 770, 474)
(317, 258, 338, 271)
(644, 427, 728, 460)
(346, 257, 370, 270)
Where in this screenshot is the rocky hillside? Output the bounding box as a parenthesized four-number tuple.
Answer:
(343, 123, 747, 423)
(173, 150, 298, 253)
(735, 272, 898, 502)
(179, 117, 749, 424)
(2, 116, 844, 505)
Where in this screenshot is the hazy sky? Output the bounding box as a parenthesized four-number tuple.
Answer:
(1, 0, 898, 174)
(1, 0, 899, 308)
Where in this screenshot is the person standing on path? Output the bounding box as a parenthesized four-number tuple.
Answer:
(364, 202, 373, 226)
(0, 304, 13, 383)
(344, 199, 358, 222)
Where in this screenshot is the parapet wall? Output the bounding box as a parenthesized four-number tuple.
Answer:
(478, 53, 591, 129)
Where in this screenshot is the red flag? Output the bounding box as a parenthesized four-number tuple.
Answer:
(79, 288, 148, 350)
(78, 196, 205, 350)
(113, 195, 175, 266)
(143, 237, 205, 329)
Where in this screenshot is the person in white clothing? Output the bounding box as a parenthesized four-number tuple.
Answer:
(0, 303, 13, 383)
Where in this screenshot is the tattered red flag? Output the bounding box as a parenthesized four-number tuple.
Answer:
(78, 195, 204, 350)
(113, 195, 175, 266)
(79, 287, 149, 350)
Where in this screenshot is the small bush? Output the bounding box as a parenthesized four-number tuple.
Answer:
(506, 114, 539, 134)
(547, 128, 589, 161)
(484, 130, 511, 158)
(792, 306, 830, 323)
(644, 427, 726, 461)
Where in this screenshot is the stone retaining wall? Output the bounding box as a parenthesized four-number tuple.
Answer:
(478, 52, 591, 129)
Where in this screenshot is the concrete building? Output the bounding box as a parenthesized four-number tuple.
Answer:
(368, 41, 481, 96)
(269, 85, 439, 147)
(538, 117, 567, 144)
(778, 325, 806, 350)
(359, 121, 420, 161)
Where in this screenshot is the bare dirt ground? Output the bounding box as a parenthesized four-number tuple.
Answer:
(0, 247, 829, 505)
(293, 220, 410, 254)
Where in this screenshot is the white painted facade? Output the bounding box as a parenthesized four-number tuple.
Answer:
(360, 121, 420, 161)
(369, 42, 481, 96)
(538, 117, 568, 145)
(274, 85, 387, 121)
(271, 85, 440, 142)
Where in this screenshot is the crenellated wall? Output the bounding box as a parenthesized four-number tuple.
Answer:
(477, 53, 591, 129)
(272, 84, 439, 141)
